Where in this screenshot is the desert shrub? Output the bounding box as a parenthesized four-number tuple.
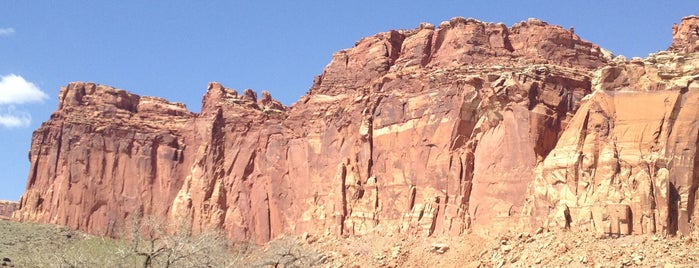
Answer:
(120, 213, 236, 268)
(251, 235, 323, 268)
(52, 237, 139, 268)
(0, 217, 241, 268)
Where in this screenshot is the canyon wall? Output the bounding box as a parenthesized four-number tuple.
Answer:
(0, 200, 18, 220)
(13, 16, 699, 243)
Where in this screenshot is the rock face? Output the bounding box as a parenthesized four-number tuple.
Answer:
(15, 82, 194, 235)
(527, 50, 699, 236)
(670, 15, 699, 53)
(0, 200, 18, 220)
(13, 16, 699, 243)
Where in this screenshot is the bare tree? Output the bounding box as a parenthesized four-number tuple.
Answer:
(253, 235, 323, 268)
(123, 212, 232, 268)
(0, 216, 239, 268)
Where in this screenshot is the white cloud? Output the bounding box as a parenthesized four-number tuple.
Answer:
(0, 28, 15, 37)
(0, 74, 48, 104)
(0, 105, 31, 128)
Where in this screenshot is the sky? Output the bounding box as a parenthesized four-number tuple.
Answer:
(0, 1, 696, 200)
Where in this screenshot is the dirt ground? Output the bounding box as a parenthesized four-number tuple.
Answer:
(4, 219, 699, 267)
(243, 229, 699, 267)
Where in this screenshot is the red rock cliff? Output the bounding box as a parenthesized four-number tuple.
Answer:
(670, 15, 699, 53)
(13, 16, 699, 242)
(0, 200, 18, 220)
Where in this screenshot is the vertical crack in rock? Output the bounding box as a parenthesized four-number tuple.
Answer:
(664, 92, 685, 146)
(52, 123, 64, 179)
(386, 30, 405, 66)
(365, 95, 383, 178)
(27, 130, 46, 189)
(337, 163, 348, 235)
(572, 109, 592, 196)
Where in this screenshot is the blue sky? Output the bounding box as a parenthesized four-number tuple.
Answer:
(0, 1, 696, 200)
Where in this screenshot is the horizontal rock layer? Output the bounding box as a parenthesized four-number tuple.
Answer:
(0, 200, 18, 220)
(13, 16, 699, 242)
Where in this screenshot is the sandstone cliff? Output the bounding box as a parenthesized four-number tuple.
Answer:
(13, 16, 699, 243)
(0, 200, 18, 220)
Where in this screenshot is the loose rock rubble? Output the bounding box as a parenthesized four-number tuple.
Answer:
(242, 229, 699, 267)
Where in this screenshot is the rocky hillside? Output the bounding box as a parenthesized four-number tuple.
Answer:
(13, 16, 699, 244)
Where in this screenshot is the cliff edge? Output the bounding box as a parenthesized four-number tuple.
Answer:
(13, 16, 699, 243)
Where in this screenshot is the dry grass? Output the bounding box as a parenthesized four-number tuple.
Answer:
(6, 219, 699, 267)
(0, 220, 242, 268)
